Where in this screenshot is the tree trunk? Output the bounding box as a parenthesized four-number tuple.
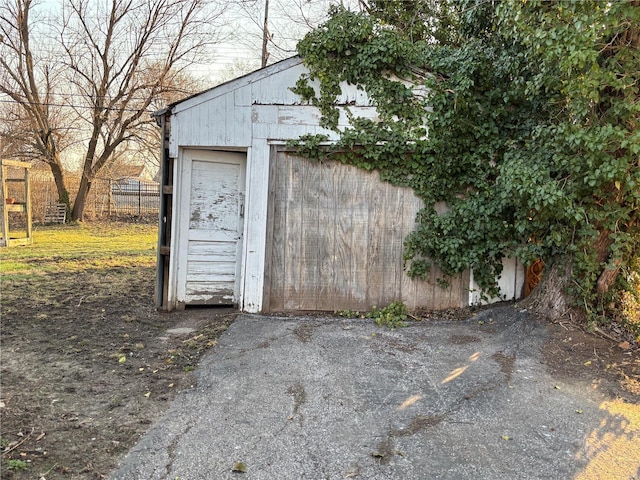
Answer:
(520, 257, 583, 322)
(597, 258, 623, 294)
(592, 229, 621, 294)
(523, 229, 619, 322)
(71, 174, 92, 222)
(48, 159, 71, 218)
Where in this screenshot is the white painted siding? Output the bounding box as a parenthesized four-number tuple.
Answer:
(469, 257, 525, 305)
(240, 141, 270, 312)
(168, 57, 374, 158)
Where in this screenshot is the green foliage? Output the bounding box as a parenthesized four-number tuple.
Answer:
(295, 2, 640, 322)
(620, 259, 640, 339)
(6, 459, 30, 471)
(336, 309, 363, 319)
(336, 302, 410, 329)
(362, 0, 459, 44)
(371, 301, 409, 330)
(286, 134, 330, 161)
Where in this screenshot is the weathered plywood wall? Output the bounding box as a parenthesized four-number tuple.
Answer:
(264, 151, 469, 312)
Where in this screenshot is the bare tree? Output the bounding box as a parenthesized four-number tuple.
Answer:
(0, 0, 74, 207)
(228, 0, 363, 69)
(0, 0, 225, 221)
(108, 66, 208, 179)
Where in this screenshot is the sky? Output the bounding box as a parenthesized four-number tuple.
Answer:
(177, 0, 363, 84)
(31, 0, 363, 85)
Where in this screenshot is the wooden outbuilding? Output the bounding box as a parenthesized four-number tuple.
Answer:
(153, 57, 524, 313)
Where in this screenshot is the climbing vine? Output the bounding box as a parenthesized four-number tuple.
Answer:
(292, 2, 640, 324)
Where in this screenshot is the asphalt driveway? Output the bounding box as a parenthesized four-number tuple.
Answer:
(110, 305, 639, 480)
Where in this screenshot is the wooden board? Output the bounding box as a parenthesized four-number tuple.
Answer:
(265, 151, 469, 312)
(44, 203, 67, 223)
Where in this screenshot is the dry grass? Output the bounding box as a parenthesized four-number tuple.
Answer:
(0, 222, 157, 277)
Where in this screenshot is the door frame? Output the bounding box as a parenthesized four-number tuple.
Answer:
(170, 148, 247, 309)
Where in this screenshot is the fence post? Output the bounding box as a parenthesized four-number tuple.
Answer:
(108, 179, 113, 217)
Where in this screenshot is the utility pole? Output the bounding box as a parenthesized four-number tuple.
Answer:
(261, 0, 269, 67)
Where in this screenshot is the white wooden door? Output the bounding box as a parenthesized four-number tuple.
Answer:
(184, 151, 246, 305)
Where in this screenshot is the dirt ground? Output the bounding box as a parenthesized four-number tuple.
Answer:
(1, 266, 236, 479)
(1, 269, 638, 479)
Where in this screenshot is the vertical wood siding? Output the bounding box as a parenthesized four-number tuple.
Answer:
(264, 151, 469, 312)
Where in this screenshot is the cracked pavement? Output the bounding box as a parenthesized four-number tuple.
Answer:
(109, 305, 638, 479)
